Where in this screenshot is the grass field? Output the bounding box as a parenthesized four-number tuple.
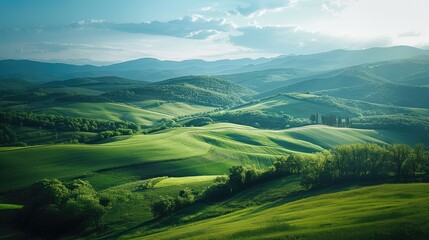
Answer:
(139, 183, 429, 240)
(0, 123, 423, 192)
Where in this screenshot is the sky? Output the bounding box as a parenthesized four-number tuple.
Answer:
(1, 0, 428, 65)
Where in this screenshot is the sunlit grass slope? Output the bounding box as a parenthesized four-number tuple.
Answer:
(0, 123, 421, 192)
(35, 102, 171, 125)
(141, 183, 429, 240)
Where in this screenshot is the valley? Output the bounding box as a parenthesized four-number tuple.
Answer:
(0, 46, 429, 239)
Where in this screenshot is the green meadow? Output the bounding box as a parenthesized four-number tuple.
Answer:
(140, 183, 429, 240)
(0, 123, 421, 192)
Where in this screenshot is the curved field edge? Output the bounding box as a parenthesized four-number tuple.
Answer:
(139, 183, 429, 240)
(0, 123, 423, 192)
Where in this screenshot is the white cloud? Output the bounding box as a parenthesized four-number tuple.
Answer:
(229, 0, 297, 17)
(230, 25, 392, 54)
(321, 0, 356, 16)
(68, 15, 234, 39)
(201, 6, 212, 11)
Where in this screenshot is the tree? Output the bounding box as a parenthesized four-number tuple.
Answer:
(228, 166, 247, 191)
(151, 196, 176, 218)
(274, 154, 303, 175)
(176, 188, 195, 208)
(389, 144, 413, 178)
(413, 144, 427, 176)
(21, 179, 106, 237)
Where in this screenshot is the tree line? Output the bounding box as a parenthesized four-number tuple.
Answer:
(210, 111, 310, 129)
(0, 111, 141, 144)
(151, 143, 429, 218)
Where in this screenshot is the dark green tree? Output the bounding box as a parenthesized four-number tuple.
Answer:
(151, 196, 176, 218)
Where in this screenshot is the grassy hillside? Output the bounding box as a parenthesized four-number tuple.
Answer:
(33, 102, 171, 125)
(0, 123, 424, 192)
(140, 183, 429, 240)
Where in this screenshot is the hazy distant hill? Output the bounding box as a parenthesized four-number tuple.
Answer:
(236, 46, 429, 72)
(0, 58, 270, 83)
(216, 68, 313, 92)
(1, 46, 428, 83)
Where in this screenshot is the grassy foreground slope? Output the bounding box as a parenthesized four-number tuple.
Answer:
(0, 123, 423, 192)
(141, 183, 429, 240)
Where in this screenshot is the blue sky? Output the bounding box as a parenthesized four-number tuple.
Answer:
(1, 0, 428, 65)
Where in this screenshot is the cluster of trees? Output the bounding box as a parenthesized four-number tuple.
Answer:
(351, 115, 429, 133)
(184, 117, 214, 127)
(300, 143, 429, 189)
(0, 111, 140, 133)
(19, 179, 109, 238)
(310, 113, 351, 127)
(151, 188, 196, 218)
(0, 111, 141, 144)
(0, 123, 17, 144)
(212, 111, 310, 129)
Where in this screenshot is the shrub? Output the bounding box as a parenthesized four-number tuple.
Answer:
(151, 196, 176, 218)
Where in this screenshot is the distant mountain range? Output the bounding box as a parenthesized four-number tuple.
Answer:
(1, 46, 428, 83)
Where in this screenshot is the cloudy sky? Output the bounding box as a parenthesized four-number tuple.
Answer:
(1, 0, 428, 65)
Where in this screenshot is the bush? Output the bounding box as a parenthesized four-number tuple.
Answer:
(151, 196, 176, 218)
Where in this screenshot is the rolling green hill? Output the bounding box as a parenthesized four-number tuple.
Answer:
(234, 93, 429, 118)
(104, 76, 255, 107)
(216, 68, 312, 92)
(0, 78, 34, 91)
(0, 123, 424, 192)
(259, 69, 429, 108)
(139, 183, 429, 240)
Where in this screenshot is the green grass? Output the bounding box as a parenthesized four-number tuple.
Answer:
(0, 204, 22, 210)
(139, 183, 429, 240)
(0, 123, 423, 192)
(154, 176, 220, 188)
